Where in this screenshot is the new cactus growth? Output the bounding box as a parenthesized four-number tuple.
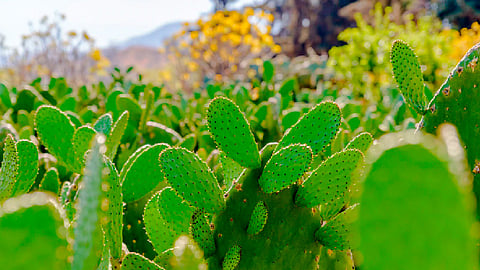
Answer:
(146, 97, 371, 269)
(391, 40, 480, 217)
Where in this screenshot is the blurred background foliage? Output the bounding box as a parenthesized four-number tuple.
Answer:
(0, 0, 480, 121)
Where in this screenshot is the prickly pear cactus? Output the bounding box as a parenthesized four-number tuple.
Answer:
(391, 40, 480, 217)
(147, 98, 371, 269)
(358, 130, 477, 269)
(0, 192, 70, 270)
(0, 134, 38, 201)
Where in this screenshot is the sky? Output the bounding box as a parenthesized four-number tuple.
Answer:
(0, 0, 255, 48)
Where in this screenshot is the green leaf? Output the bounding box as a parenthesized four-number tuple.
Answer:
(159, 147, 225, 213)
(295, 149, 363, 208)
(206, 97, 260, 168)
(277, 101, 341, 155)
(263, 60, 274, 82)
(11, 139, 38, 196)
(259, 144, 312, 193)
(390, 40, 427, 114)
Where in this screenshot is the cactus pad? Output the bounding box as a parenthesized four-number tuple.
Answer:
(391, 40, 427, 114)
(105, 110, 129, 160)
(295, 149, 363, 208)
(11, 139, 38, 196)
(191, 210, 216, 257)
(247, 201, 268, 235)
(259, 144, 312, 193)
(359, 133, 476, 269)
(315, 204, 358, 251)
(121, 143, 169, 202)
(122, 253, 164, 270)
(144, 187, 193, 255)
(159, 147, 225, 213)
(276, 101, 341, 155)
(206, 97, 260, 168)
(0, 135, 18, 201)
(94, 113, 113, 136)
(345, 132, 373, 153)
(0, 192, 69, 270)
(35, 105, 75, 166)
(222, 245, 241, 270)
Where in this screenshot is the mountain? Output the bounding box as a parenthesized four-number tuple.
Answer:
(104, 22, 183, 70)
(117, 22, 182, 49)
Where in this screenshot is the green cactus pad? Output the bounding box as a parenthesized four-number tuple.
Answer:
(315, 204, 358, 251)
(72, 125, 96, 172)
(39, 168, 60, 194)
(359, 133, 476, 270)
(178, 133, 196, 151)
(222, 245, 241, 270)
(219, 152, 244, 191)
(419, 42, 480, 217)
(105, 110, 129, 160)
(390, 40, 427, 114)
(0, 135, 18, 201)
(146, 121, 183, 146)
(0, 192, 69, 270)
(276, 101, 341, 155)
(295, 149, 363, 208)
(191, 210, 216, 257)
(72, 136, 105, 270)
(94, 113, 113, 136)
(159, 147, 225, 213)
(345, 132, 373, 153)
(121, 143, 169, 203)
(206, 97, 260, 168)
(11, 139, 38, 196)
(102, 157, 123, 260)
(247, 201, 268, 235)
(122, 253, 164, 270)
(144, 187, 193, 255)
(35, 105, 75, 166)
(259, 144, 312, 193)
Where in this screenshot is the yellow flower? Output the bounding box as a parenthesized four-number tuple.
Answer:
(190, 31, 199, 40)
(89, 49, 102, 61)
(272, 44, 282, 53)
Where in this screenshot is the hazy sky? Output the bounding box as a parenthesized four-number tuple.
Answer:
(0, 0, 254, 48)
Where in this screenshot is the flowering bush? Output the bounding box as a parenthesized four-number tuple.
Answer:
(161, 8, 281, 91)
(327, 4, 457, 101)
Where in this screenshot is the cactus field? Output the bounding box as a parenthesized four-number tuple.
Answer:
(1, 37, 480, 270)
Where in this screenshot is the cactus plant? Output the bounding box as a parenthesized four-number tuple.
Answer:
(391, 40, 480, 217)
(145, 97, 371, 269)
(358, 130, 477, 269)
(0, 134, 38, 201)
